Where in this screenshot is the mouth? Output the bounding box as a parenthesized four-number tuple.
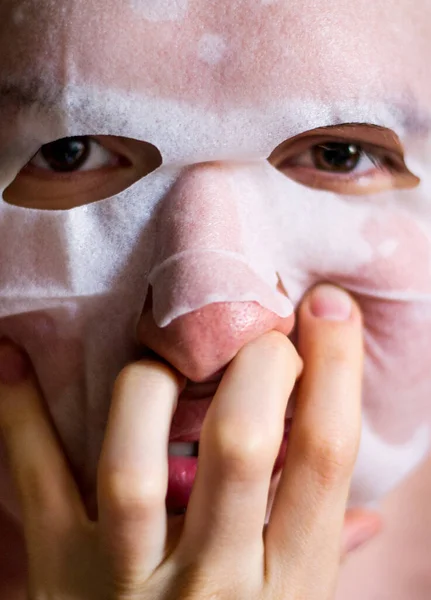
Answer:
(167, 377, 292, 514)
(138, 349, 293, 516)
(181, 374, 224, 398)
(166, 375, 217, 514)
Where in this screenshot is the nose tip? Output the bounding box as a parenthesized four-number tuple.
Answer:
(137, 296, 295, 382)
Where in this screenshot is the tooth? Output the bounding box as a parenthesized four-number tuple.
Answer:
(168, 442, 199, 457)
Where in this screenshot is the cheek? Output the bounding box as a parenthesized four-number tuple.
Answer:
(0, 312, 84, 401)
(356, 213, 431, 293)
(279, 202, 431, 446)
(360, 297, 431, 443)
(332, 213, 431, 442)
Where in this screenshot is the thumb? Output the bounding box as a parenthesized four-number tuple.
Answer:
(341, 508, 382, 559)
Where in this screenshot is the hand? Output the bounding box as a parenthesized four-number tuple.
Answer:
(0, 284, 380, 599)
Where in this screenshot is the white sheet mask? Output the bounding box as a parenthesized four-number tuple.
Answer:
(1, 0, 431, 519)
(131, 0, 189, 22)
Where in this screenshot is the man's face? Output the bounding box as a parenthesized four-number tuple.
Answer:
(0, 0, 431, 515)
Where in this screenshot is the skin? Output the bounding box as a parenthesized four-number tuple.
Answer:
(0, 285, 375, 599)
(0, 0, 430, 596)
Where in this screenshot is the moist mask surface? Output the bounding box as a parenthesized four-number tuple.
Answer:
(0, 0, 431, 517)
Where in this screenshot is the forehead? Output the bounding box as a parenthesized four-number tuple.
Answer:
(0, 0, 430, 114)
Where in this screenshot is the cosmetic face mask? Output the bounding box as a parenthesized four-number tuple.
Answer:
(0, 0, 431, 519)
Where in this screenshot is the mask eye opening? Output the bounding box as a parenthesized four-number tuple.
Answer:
(2, 135, 164, 211)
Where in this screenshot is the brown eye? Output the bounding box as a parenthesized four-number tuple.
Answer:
(39, 137, 90, 172)
(29, 136, 117, 173)
(312, 142, 362, 173)
(268, 124, 420, 195)
(3, 135, 163, 210)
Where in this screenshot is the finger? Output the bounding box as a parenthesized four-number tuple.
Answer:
(266, 285, 363, 591)
(0, 340, 85, 542)
(177, 332, 302, 574)
(97, 359, 184, 583)
(341, 508, 382, 559)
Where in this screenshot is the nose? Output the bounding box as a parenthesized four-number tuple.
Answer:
(138, 294, 295, 382)
(137, 163, 294, 381)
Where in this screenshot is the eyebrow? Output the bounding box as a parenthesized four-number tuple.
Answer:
(0, 79, 60, 112)
(0, 79, 430, 137)
(390, 90, 431, 136)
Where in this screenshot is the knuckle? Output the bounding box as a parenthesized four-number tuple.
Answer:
(18, 468, 55, 515)
(164, 565, 222, 600)
(313, 328, 362, 375)
(212, 420, 275, 481)
(100, 469, 166, 520)
(317, 339, 352, 370)
(301, 430, 357, 489)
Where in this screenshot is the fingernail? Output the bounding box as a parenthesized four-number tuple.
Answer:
(309, 285, 352, 321)
(0, 340, 29, 385)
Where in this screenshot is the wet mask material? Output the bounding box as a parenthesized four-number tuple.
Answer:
(0, 0, 431, 518)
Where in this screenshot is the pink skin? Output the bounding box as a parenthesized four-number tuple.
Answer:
(138, 300, 294, 382)
(0, 1, 431, 597)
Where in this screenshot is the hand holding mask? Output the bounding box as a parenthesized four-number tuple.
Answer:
(0, 286, 379, 600)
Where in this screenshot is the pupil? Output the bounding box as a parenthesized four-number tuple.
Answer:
(41, 137, 90, 172)
(313, 142, 361, 172)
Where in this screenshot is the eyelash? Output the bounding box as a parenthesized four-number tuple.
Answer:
(26, 137, 119, 175)
(279, 143, 400, 180)
(24, 136, 405, 196)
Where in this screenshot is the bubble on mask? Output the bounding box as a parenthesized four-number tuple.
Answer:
(130, 0, 188, 22)
(197, 33, 228, 66)
(377, 238, 400, 258)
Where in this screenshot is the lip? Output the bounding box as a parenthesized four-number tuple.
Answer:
(167, 455, 199, 513)
(137, 350, 294, 514)
(167, 415, 292, 514)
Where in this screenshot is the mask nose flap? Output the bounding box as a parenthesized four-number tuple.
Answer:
(148, 164, 293, 327)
